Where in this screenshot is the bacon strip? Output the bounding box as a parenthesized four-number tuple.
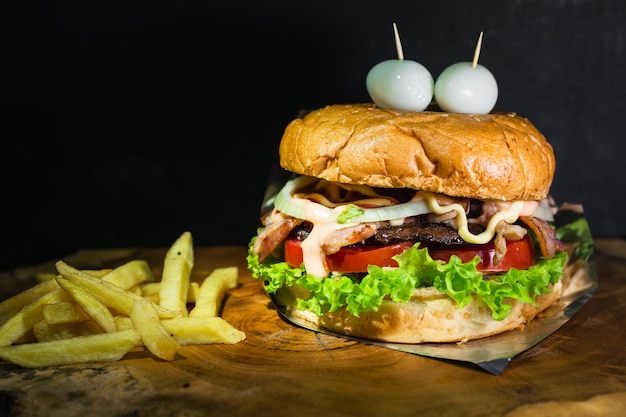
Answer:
(254, 214, 302, 262)
(519, 216, 566, 259)
(321, 224, 378, 255)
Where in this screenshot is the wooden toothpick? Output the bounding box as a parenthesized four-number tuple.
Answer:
(393, 23, 404, 61)
(472, 31, 484, 68)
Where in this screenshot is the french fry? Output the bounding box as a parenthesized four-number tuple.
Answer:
(36, 269, 113, 282)
(33, 320, 103, 342)
(36, 268, 113, 284)
(43, 302, 90, 324)
(0, 288, 71, 346)
(35, 273, 58, 283)
(0, 279, 60, 325)
(126, 285, 143, 296)
(137, 282, 160, 303)
(114, 315, 245, 346)
(102, 260, 155, 289)
(130, 299, 180, 361)
(162, 316, 246, 345)
(0, 231, 245, 368)
(55, 277, 116, 333)
(158, 231, 194, 316)
(84, 269, 114, 278)
(188, 281, 200, 303)
(0, 329, 141, 368)
(56, 261, 181, 319)
(113, 315, 134, 331)
(139, 282, 199, 304)
(14, 330, 37, 345)
(189, 267, 239, 318)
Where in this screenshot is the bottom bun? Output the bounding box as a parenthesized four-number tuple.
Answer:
(272, 281, 564, 344)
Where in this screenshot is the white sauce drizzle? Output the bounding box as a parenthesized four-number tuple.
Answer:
(421, 192, 524, 244)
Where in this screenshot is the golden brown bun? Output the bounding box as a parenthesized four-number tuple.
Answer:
(279, 103, 556, 201)
(274, 281, 563, 344)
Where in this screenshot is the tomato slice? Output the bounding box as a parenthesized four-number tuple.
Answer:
(284, 236, 536, 273)
(427, 236, 536, 272)
(284, 240, 414, 273)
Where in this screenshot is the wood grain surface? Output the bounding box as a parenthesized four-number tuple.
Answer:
(0, 240, 625, 417)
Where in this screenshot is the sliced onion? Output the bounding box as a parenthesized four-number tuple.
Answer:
(274, 176, 431, 222)
(346, 200, 431, 222)
(273, 176, 315, 220)
(273, 175, 554, 223)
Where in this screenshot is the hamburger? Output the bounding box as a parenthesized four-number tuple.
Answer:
(247, 103, 569, 344)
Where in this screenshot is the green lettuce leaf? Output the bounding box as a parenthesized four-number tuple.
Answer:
(556, 217, 594, 262)
(247, 238, 567, 321)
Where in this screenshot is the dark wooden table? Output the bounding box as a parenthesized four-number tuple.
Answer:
(1, 239, 625, 417)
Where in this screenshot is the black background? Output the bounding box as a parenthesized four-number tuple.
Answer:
(3, 0, 625, 271)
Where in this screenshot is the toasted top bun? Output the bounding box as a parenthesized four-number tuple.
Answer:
(279, 103, 556, 201)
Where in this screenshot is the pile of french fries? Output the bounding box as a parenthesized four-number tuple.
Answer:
(0, 231, 246, 368)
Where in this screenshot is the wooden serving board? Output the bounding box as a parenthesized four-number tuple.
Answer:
(1, 241, 625, 417)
